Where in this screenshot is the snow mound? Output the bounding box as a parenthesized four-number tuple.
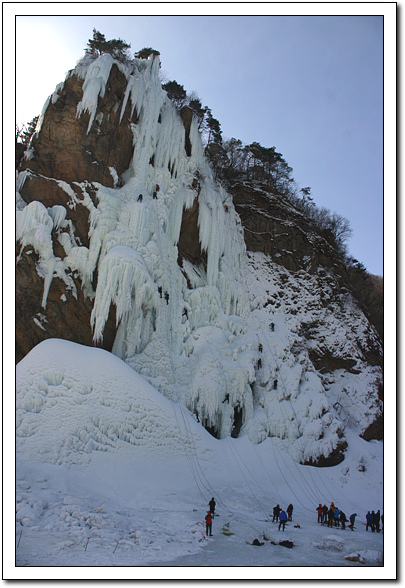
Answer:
(16, 339, 206, 465)
(313, 534, 345, 551)
(344, 550, 383, 565)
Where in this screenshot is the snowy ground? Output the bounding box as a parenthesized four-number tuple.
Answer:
(6, 339, 393, 580)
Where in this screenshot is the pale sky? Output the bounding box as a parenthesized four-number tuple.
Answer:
(12, 8, 394, 276)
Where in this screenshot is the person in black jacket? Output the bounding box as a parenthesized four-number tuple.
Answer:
(327, 507, 334, 527)
(374, 510, 381, 532)
(209, 497, 216, 516)
(272, 504, 281, 522)
(366, 511, 374, 531)
(348, 513, 357, 531)
(340, 511, 347, 530)
(287, 504, 293, 521)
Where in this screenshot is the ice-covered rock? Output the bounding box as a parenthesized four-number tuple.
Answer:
(15, 50, 382, 463)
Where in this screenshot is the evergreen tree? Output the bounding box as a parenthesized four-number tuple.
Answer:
(187, 93, 208, 131)
(17, 116, 39, 146)
(162, 81, 187, 109)
(135, 47, 160, 59)
(346, 257, 383, 341)
(222, 138, 245, 178)
(85, 29, 131, 62)
(205, 143, 228, 179)
(86, 29, 108, 56)
(206, 109, 222, 144)
(300, 186, 312, 199)
(108, 37, 132, 62)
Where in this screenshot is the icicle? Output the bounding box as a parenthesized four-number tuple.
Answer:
(16, 50, 258, 439)
(48, 205, 67, 229)
(76, 54, 129, 134)
(91, 245, 157, 346)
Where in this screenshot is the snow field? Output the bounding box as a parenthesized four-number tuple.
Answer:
(13, 339, 386, 576)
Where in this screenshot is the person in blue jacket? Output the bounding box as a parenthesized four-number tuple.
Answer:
(278, 509, 288, 531)
(334, 507, 340, 527)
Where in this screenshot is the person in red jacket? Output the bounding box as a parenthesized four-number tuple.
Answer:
(316, 503, 324, 523)
(205, 510, 213, 536)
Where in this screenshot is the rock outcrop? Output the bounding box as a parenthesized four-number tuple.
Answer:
(16, 57, 200, 363)
(19, 64, 136, 187)
(16, 65, 137, 362)
(229, 181, 345, 274)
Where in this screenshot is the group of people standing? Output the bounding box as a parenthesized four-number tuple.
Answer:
(204, 497, 382, 539)
(272, 504, 294, 531)
(366, 510, 382, 532)
(317, 502, 350, 529)
(316, 502, 382, 532)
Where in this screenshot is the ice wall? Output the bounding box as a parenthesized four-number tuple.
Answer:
(16, 53, 255, 439)
(16, 52, 382, 458)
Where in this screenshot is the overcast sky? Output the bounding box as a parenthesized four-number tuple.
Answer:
(13, 10, 392, 276)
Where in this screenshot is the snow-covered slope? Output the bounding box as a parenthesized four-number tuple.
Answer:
(14, 339, 385, 575)
(243, 252, 382, 464)
(16, 51, 382, 466)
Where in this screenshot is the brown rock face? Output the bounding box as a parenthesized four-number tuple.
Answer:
(228, 182, 342, 274)
(180, 106, 193, 157)
(19, 174, 94, 251)
(20, 64, 136, 187)
(15, 246, 118, 363)
(16, 63, 137, 362)
(16, 62, 205, 363)
(177, 199, 207, 269)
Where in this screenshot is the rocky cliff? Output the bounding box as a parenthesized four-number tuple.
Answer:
(16, 51, 383, 464)
(16, 57, 201, 362)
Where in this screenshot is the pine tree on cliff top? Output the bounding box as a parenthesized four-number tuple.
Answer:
(162, 80, 187, 109)
(135, 47, 160, 59)
(86, 29, 131, 62)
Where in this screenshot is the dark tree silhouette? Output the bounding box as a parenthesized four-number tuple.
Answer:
(16, 116, 39, 146)
(86, 29, 131, 62)
(135, 47, 160, 59)
(162, 81, 187, 109)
